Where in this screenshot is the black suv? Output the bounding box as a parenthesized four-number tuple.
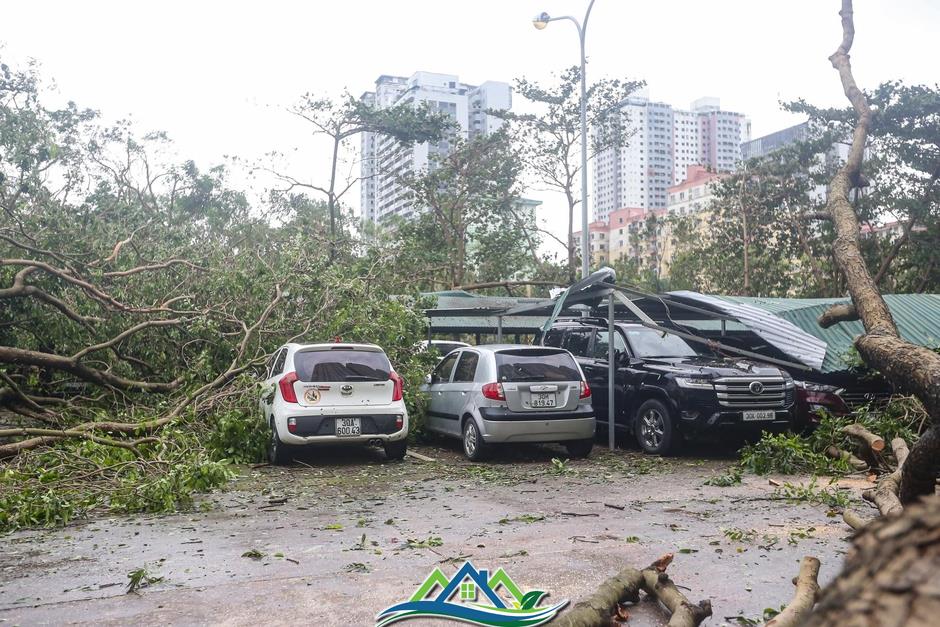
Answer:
(542, 318, 796, 454)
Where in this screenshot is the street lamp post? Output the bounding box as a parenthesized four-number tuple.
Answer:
(533, 0, 597, 280)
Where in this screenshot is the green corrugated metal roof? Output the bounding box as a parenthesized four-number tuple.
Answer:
(713, 294, 940, 372)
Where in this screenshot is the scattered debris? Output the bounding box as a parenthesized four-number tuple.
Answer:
(405, 536, 443, 549)
(406, 451, 437, 463)
(126, 568, 163, 594)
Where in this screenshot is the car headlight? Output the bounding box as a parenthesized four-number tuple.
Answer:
(674, 377, 714, 389)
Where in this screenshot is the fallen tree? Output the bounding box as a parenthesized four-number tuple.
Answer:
(812, 0, 940, 507)
(806, 496, 940, 626)
(554, 554, 711, 627)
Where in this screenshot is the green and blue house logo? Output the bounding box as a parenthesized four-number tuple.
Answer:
(375, 560, 568, 626)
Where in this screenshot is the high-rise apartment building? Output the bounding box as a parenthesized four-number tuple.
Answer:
(360, 72, 511, 226)
(740, 121, 811, 161)
(591, 94, 750, 222)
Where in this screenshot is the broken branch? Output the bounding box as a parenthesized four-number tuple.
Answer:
(825, 445, 868, 471)
(817, 303, 858, 328)
(766, 556, 820, 627)
(841, 423, 885, 453)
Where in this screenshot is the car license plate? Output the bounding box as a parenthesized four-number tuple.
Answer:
(743, 410, 775, 422)
(531, 393, 556, 408)
(335, 417, 361, 436)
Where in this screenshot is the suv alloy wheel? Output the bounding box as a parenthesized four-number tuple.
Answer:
(635, 399, 676, 455)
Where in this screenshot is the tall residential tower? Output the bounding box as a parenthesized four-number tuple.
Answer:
(360, 72, 511, 226)
(591, 94, 750, 222)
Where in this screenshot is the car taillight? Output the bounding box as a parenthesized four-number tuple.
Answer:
(287, 417, 297, 433)
(390, 371, 403, 402)
(279, 372, 299, 403)
(579, 380, 591, 399)
(482, 382, 505, 401)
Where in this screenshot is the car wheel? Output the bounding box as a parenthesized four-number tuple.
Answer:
(634, 399, 676, 455)
(564, 438, 594, 459)
(462, 418, 487, 461)
(383, 439, 408, 461)
(268, 420, 293, 466)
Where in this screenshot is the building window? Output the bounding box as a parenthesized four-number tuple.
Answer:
(460, 582, 476, 601)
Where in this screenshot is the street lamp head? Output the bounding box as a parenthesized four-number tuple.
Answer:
(532, 12, 551, 30)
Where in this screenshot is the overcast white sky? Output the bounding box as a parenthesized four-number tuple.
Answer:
(2, 0, 937, 253)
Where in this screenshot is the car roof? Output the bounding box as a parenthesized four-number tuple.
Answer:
(464, 344, 569, 353)
(285, 342, 384, 352)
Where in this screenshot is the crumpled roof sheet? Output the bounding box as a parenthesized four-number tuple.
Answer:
(673, 292, 940, 373)
(668, 291, 829, 370)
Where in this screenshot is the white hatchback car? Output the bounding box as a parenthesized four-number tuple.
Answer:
(260, 342, 409, 464)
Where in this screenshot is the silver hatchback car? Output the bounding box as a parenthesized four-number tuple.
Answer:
(423, 345, 595, 460)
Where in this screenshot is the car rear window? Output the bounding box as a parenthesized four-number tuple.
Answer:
(495, 349, 580, 382)
(294, 349, 391, 382)
(430, 342, 465, 356)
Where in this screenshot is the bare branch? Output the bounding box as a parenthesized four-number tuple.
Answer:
(818, 302, 858, 328)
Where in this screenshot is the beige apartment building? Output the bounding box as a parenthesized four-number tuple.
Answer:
(578, 165, 725, 278)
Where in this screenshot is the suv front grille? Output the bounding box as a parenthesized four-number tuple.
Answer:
(713, 377, 788, 409)
(838, 389, 893, 408)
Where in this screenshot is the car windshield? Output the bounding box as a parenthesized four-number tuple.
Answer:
(623, 328, 698, 358)
(495, 349, 580, 382)
(294, 349, 390, 382)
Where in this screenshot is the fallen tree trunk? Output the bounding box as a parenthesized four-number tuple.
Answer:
(554, 554, 711, 627)
(553, 567, 643, 626)
(861, 437, 911, 516)
(805, 495, 940, 626)
(841, 424, 885, 454)
(825, 445, 869, 471)
(842, 509, 868, 530)
(766, 556, 821, 627)
(640, 567, 712, 627)
(817, 0, 940, 506)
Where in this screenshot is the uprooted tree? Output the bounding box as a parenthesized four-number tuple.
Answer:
(812, 0, 940, 507)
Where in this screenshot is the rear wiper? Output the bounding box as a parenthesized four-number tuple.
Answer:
(343, 375, 383, 381)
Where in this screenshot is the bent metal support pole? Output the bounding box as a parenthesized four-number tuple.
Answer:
(608, 297, 616, 450)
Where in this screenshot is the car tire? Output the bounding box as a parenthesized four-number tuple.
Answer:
(634, 399, 676, 455)
(268, 420, 293, 466)
(564, 438, 594, 459)
(384, 439, 408, 461)
(462, 418, 488, 461)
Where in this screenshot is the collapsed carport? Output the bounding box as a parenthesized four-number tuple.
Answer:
(424, 268, 819, 450)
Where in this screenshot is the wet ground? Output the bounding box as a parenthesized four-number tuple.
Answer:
(0, 441, 865, 626)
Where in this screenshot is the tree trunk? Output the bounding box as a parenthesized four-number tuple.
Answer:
(805, 496, 940, 626)
(820, 0, 940, 506)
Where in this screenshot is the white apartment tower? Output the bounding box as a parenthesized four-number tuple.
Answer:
(592, 94, 750, 222)
(360, 72, 511, 225)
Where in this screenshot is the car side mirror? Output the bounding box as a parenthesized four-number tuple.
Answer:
(619, 353, 639, 366)
(425, 374, 433, 385)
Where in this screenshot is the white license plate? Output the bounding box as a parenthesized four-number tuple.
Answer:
(335, 417, 361, 436)
(743, 410, 775, 422)
(531, 393, 557, 408)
